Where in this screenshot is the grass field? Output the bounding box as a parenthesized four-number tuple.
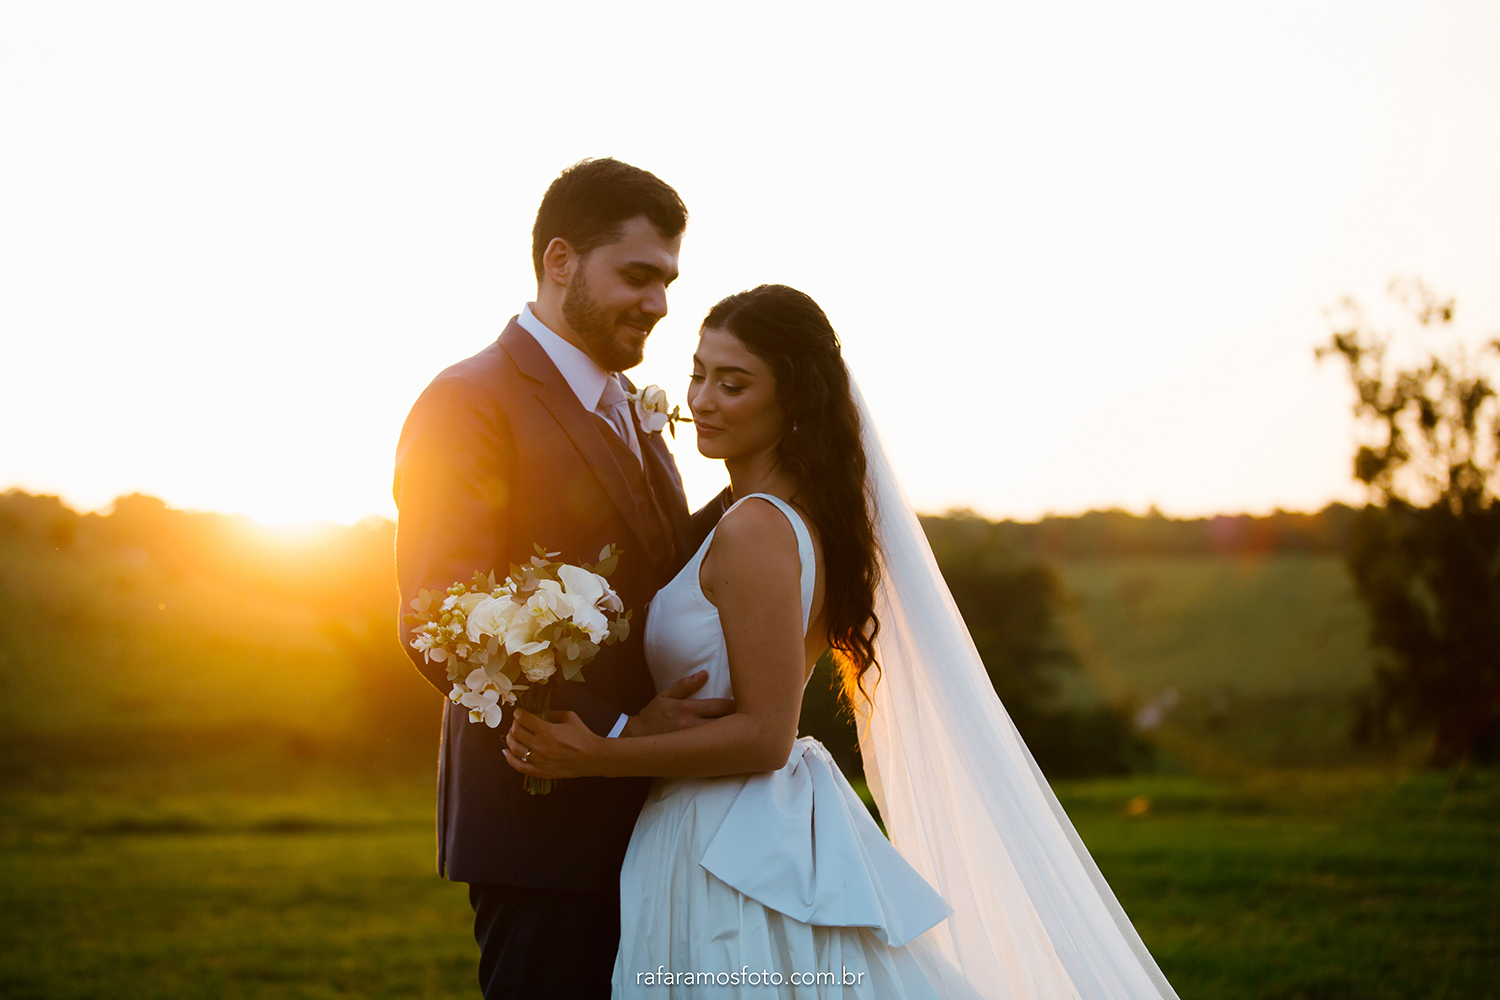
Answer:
(4, 512, 1495, 998)
(3, 746, 1495, 999)
(1058, 554, 1373, 700)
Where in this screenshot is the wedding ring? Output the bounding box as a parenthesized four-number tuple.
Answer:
(521, 748, 532, 762)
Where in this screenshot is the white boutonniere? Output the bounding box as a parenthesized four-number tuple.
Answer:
(629, 385, 691, 438)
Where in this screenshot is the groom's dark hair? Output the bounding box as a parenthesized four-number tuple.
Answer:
(532, 158, 688, 282)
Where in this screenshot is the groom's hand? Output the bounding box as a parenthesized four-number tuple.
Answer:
(622, 670, 735, 737)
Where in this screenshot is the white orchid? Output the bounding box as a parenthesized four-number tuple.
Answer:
(461, 688, 503, 727)
(629, 384, 690, 438)
(597, 578, 624, 614)
(410, 630, 449, 664)
(457, 666, 525, 727)
(570, 602, 609, 643)
(636, 385, 672, 433)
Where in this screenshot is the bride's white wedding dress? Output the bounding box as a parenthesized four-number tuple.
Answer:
(614, 493, 976, 998)
(615, 380, 1180, 1000)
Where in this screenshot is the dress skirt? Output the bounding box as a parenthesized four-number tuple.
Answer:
(612, 738, 981, 999)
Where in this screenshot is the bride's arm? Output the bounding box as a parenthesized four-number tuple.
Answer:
(504, 500, 807, 778)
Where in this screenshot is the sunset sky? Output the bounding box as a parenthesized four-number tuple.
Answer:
(3, 1, 1498, 525)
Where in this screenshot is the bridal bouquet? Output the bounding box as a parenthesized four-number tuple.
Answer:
(404, 544, 631, 794)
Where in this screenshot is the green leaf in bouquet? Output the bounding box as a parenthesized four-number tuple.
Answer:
(533, 543, 547, 557)
(561, 661, 583, 682)
(594, 552, 620, 577)
(513, 567, 539, 597)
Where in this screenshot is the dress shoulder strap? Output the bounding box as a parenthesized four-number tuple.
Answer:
(726, 493, 817, 635)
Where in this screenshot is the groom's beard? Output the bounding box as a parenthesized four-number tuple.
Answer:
(562, 268, 654, 372)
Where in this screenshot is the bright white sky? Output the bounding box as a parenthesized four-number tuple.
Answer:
(3, 1, 1498, 525)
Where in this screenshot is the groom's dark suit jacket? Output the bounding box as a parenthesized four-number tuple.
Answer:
(394, 319, 723, 891)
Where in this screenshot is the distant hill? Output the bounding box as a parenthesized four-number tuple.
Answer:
(919, 504, 1360, 562)
(0, 489, 1380, 775)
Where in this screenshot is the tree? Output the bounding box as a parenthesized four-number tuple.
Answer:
(797, 512, 1149, 781)
(1318, 278, 1500, 764)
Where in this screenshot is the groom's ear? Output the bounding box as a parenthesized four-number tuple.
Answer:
(541, 237, 577, 289)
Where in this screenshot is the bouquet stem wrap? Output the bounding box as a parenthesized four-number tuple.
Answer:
(517, 686, 553, 796)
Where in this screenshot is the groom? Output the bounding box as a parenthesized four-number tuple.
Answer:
(394, 158, 732, 999)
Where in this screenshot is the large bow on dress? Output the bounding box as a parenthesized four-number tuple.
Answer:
(698, 737, 951, 948)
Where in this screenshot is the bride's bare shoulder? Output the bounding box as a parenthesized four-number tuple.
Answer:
(711, 497, 798, 556)
(699, 498, 801, 598)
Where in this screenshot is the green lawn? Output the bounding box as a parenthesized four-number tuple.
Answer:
(3, 752, 1495, 999)
(0, 754, 477, 1000)
(1063, 769, 1499, 1000)
(1057, 553, 1374, 701)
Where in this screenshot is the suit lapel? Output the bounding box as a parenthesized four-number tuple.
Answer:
(499, 321, 657, 565)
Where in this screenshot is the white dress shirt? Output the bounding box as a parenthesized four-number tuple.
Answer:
(516, 304, 634, 739)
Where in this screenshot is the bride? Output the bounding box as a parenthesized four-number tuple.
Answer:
(504, 284, 1180, 1000)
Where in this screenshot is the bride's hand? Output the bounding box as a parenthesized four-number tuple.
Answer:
(503, 709, 604, 779)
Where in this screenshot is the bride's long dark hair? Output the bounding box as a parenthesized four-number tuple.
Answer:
(701, 284, 880, 699)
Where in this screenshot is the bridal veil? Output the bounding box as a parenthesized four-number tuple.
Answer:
(849, 378, 1180, 1000)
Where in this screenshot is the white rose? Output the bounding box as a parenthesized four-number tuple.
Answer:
(466, 596, 518, 643)
(519, 648, 557, 683)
